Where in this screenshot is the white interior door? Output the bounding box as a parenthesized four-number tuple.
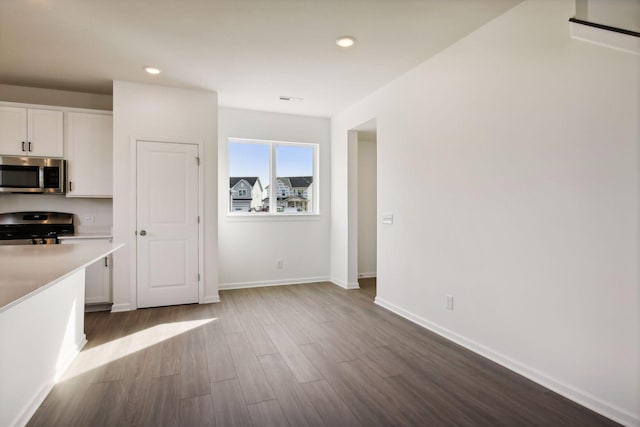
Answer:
(137, 140, 199, 308)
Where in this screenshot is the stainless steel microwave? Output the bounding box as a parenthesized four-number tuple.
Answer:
(0, 156, 66, 194)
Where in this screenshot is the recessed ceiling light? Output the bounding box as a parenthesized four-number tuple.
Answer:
(144, 66, 161, 75)
(336, 36, 356, 48)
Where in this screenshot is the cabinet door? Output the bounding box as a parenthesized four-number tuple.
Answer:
(85, 255, 112, 304)
(60, 239, 113, 305)
(66, 112, 113, 197)
(27, 108, 64, 157)
(0, 106, 27, 155)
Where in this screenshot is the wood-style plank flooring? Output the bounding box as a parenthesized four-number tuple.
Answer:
(28, 279, 619, 426)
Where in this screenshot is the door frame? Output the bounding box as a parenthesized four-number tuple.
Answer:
(129, 136, 205, 309)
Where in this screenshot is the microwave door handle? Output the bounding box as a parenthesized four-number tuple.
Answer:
(39, 167, 44, 190)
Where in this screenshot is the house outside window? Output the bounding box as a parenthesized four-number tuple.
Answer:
(228, 138, 318, 215)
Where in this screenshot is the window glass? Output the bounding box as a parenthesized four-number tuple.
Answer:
(228, 139, 317, 215)
(275, 145, 314, 213)
(228, 142, 269, 212)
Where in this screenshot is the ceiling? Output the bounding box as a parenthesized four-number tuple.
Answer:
(0, 0, 522, 117)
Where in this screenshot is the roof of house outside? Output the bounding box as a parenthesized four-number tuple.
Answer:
(278, 176, 312, 188)
(230, 177, 259, 188)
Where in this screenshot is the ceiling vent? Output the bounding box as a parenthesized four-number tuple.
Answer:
(280, 96, 304, 102)
(279, 96, 304, 102)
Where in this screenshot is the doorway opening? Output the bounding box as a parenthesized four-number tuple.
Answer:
(349, 119, 377, 299)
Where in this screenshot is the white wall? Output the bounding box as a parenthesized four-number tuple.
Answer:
(331, 0, 639, 425)
(0, 84, 112, 110)
(358, 136, 376, 277)
(218, 107, 330, 288)
(112, 81, 218, 311)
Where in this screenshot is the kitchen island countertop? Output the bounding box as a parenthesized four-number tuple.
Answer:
(0, 242, 123, 313)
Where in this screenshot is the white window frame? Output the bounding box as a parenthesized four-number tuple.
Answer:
(228, 137, 319, 216)
(237, 188, 247, 197)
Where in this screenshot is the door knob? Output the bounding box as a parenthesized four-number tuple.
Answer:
(139, 230, 147, 236)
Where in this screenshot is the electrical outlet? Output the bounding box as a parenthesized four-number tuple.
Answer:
(276, 259, 283, 269)
(446, 295, 454, 311)
(82, 215, 96, 224)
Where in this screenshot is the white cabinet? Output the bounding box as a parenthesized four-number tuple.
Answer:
(0, 106, 63, 157)
(65, 112, 113, 197)
(85, 253, 112, 304)
(0, 106, 26, 154)
(60, 238, 112, 305)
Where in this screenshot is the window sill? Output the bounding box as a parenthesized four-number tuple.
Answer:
(225, 213, 321, 222)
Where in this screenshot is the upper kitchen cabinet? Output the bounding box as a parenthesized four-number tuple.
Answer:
(65, 112, 113, 198)
(0, 105, 64, 157)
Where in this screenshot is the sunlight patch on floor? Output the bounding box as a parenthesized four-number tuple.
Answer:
(60, 317, 217, 381)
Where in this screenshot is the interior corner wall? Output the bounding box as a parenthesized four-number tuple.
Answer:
(357, 137, 377, 277)
(112, 81, 218, 311)
(331, 0, 639, 425)
(217, 107, 330, 288)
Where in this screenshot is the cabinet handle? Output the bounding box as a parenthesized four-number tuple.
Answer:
(21, 141, 25, 152)
(28, 141, 32, 152)
(69, 181, 72, 192)
(104, 257, 108, 267)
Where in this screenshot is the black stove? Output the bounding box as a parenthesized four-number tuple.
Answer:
(0, 211, 74, 245)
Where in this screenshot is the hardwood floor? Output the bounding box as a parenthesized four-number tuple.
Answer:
(28, 279, 618, 426)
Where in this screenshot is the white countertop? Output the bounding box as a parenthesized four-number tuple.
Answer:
(0, 243, 123, 313)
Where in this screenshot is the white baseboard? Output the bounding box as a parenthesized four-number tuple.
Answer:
(570, 20, 640, 56)
(12, 336, 87, 427)
(330, 278, 360, 290)
(110, 302, 134, 313)
(13, 380, 55, 427)
(202, 294, 220, 304)
(358, 272, 377, 279)
(330, 278, 347, 288)
(374, 297, 639, 427)
(219, 276, 330, 291)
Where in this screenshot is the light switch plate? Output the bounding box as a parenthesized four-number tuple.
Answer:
(382, 213, 393, 224)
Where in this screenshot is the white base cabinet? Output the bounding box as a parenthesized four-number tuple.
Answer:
(60, 238, 112, 305)
(85, 253, 112, 304)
